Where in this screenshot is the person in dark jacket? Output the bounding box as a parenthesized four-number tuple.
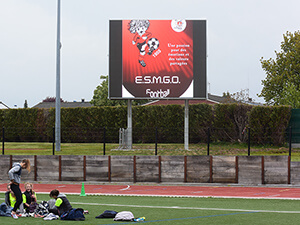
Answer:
(22, 182, 37, 213)
(49, 189, 72, 216)
(8, 159, 31, 219)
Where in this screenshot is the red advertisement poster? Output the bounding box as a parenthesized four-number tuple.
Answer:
(122, 20, 194, 98)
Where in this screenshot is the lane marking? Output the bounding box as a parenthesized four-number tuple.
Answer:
(1, 192, 299, 200)
(120, 185, 130, 191)
(71, 201, 300, 214)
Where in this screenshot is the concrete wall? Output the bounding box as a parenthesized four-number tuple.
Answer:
(1, 155, 296, 185)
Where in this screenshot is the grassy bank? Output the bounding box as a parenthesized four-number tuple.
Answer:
(1, 142, 299, 161)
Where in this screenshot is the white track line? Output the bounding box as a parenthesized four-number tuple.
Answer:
(120, 185, 130, 191)
(71, 202, 300, 214)
(0, 197, 298, 214)
(1, 192, 300, 200)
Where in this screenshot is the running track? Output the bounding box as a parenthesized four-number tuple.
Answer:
(1, 183, 300, 199)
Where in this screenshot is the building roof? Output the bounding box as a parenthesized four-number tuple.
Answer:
(0, 101, 10, 109)
(33, 99, 92, 109)
(143, 94, 232, 106)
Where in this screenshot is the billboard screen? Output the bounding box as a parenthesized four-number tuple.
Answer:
(109, 19, 206, 99)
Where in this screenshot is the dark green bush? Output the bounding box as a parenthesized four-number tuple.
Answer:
(249, 105, 291, 145)
(213, 104, 252, 143)
(0, 104, 292, 145)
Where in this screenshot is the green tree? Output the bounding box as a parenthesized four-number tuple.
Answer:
(259, 30, 300, 107)
(279, 82, 300, 108)
(91, 75, 149, 106)
(24, 100, 28, 108)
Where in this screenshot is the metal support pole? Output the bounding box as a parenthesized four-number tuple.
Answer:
(55, 0, 61, 151)
(207, 127, 210, 155)
(184, 99, 189, 150)
(2, 127, 4, 155)
(52, 127, 55, 155)
(289, 126, 292, 157)
(155, 127, 158, 155)
(248, 128, 251, 156)
(127, 100, 132, 149)
(103, 127, 106, 155)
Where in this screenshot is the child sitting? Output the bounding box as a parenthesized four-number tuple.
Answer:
(22, 183, 37, 213)
(48, 189, 72, 216)
(5, 184, 24, 214)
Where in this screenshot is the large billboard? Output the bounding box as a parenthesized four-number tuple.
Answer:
(109, 19, 206, 99)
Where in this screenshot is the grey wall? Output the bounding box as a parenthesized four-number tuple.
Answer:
(1, 155, 297, 185)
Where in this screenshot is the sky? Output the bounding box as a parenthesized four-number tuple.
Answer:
(1, 0, 300, 108)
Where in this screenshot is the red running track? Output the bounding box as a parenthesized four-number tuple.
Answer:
(1, 183, 300, 199)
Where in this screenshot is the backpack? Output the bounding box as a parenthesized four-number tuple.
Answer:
(0, 202, 13, 217)
(95, 210, 118, 219)
(113, 211, 134, 221)
(35, 201, 49, 216)
(60, 208, 85, 221)
(29, 202, 38, 213)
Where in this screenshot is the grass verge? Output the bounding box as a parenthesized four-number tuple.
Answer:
(1, 142, 300, 161)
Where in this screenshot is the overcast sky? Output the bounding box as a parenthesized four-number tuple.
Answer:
(1, 0, 300, 108)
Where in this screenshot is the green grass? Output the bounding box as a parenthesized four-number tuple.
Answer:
(1, 194, 300, 224)
(2, 142, 300, 161)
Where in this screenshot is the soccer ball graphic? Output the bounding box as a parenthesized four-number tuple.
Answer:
(147, 38, 159, 54)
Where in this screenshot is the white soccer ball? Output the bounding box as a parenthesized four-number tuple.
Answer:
(147, 38, 159, 51)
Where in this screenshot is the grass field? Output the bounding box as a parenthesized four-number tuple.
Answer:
(1, 194, 300, 224)
(2, 142, 300, 161)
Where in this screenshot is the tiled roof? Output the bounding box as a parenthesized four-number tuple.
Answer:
(33, 101, 92, 108)
(0, 101, 10, 109)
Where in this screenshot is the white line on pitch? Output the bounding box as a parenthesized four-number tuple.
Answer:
(71, 202, 300, 214)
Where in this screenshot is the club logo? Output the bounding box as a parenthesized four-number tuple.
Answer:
(171, 19, 186, 32)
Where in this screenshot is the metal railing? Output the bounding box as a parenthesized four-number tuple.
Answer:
(1, 126, 294, 156)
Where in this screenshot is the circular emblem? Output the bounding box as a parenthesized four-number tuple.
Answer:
(171, 19, 187, 32)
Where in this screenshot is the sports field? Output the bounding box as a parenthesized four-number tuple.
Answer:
(0, 184, 300, 224)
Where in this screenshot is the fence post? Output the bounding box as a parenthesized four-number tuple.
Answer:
(207, 127, 210, 156)
(2, 127, 4, 155)
(52, 127, 55, 155)
(289, 126, 292, 157)
(103, 127, 106, 156)
(248, 128, 251, 156)
(155, 127, 158, 156)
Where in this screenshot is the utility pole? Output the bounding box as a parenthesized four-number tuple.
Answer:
(55, 0, 61, 151)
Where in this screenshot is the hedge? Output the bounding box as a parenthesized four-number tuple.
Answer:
(248, 105, 291, 145)
(0, 104, 292, 145)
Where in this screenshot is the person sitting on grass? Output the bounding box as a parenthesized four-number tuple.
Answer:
(22, 182, 37, 213)
(5, 184, 15, 208)
(4, 184, 25, 216)
(48, 189, 72, 216)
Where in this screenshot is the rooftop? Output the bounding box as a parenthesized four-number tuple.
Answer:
(33, 99, 92, 108)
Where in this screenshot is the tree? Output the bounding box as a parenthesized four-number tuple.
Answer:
(279, 82, 300, 108)
(24, 100, 28, 108)
(222, 89, 253, 104)
(42, 97, 64, 102)
(91, 75, 150, 106)
(259, 30, 300, 107)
